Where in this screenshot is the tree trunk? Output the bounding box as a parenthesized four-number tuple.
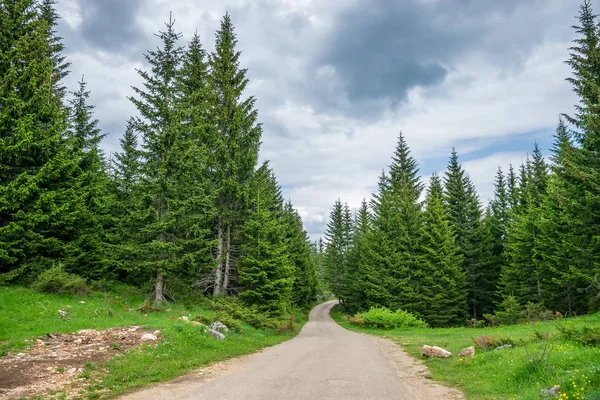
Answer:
(213, 220, 223, 295)
(222, 224, 232, 292)
(155, 270, 165, 302)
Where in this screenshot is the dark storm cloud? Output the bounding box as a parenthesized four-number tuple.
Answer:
(312, 0, 574, 118)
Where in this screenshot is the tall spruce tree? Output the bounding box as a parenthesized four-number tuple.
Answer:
(565, 0, 600, 150)
(64, 77, 110, 278)
(502, 144, 548, 305)
(238, 167, 293, 315)
(420, 174, 467, 326)
(283, 201, 318, 309)
(341, 199, 373, 313)
(324, 199, 352, 298)
(0, 1, 87, 278)
(368, 133, 424, 313)
(209, 13, 262, 295)
(129, 15, 213, 301)
(443, 149, 487, 318)
(537, 120, 596, 313)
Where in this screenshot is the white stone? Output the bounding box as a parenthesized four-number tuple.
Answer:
(208, 328, 225, 341)
(421, 345, 451, 358)
(210, 321, 229, 333)
(140, 333, 158, 341)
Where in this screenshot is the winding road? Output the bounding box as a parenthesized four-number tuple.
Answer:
(121, 300, 461, 400)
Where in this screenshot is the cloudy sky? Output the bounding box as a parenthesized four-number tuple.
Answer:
(55, 0, 581, 239)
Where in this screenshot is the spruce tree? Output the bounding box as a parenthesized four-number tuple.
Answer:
(565, 0, 600, 150)
(38, 0, 70, 98)
(342, 199, 372, 313)
(0, 1, 85, 278)
(420, 174, 467, 326)
(484, 168, 509, 309)
(443, 149, 487, 318)
(209, 13, 262, 295)
(502, 144, 548, 305)
(238, 168, 293, 315)
(283, 201, 318, 309)
(129, 15, 212, 301)
(324, 199, 351, 298)
(368, 133, 424, 313)
(537, 120, 595, 313)
(64, 77, 110, 278)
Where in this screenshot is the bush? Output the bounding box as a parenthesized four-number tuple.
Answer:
(215, 312, 242, 333)
(556, 323, 600, 345)
(484, 296, 525, 326)
(137, 299, 164, 313)
(352, 307, 427, 329)
(32, 265, 89, 295)
(471, 335, 516, 350)
(524, 302, 555, 322)
(467, 318, 487, 328)
(209, 296, 279, 330)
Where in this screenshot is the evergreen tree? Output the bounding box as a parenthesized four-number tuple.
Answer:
(443, 149, 488, 318)
(324, 199, 351, 298)
(209, 13, 262, 295)
(0, 1, 85, 278)
(341, 199, 372, 313)
(368, 133, 424, 313)
(484, 168, 509, 309)
(420, 174, 467, 326)
(283, 201, 317, 309)
(565, 0, 600, 150)
(129, 15, 213, 301)
(64, 76, 110, 278)
(507, 164, 519, 209)
(238, 169, 293, 316)
(502, 144, 548, 305)
(537, 120, 596, 313)
(107, 119, 143, 281)
(38, 0, 70, 98)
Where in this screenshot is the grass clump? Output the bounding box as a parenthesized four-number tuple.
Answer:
(352, 307, 427, 329)
(32, 264, 89, 295)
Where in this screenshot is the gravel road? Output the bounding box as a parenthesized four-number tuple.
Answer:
(120, 300, 462, 400)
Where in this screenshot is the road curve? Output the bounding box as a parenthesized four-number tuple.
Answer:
(120, 300, 460, 400)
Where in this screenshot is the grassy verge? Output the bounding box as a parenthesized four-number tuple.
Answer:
(331, 307, 600, 400)
(0, 286, 310, 399)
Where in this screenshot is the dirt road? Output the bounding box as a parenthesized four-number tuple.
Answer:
(121, 300, 462, 400)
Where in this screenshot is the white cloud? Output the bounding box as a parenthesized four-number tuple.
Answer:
(55, 0, 579, 240)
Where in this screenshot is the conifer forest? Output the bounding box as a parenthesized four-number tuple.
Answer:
(2, 0, 600, 329)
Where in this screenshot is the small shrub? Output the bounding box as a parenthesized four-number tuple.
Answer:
(209, 296, 279, 330)
(524, 302, 555, 322)
(532, 329, 550, 342)
(556, 323, 600, 345)
(471, 335, 516, 350)
(349, 316, 364, 326)
(471, 335, 500, 350)
(484, 296, 525, 326)
(137, 299, 163, 313)
(353, 307, 427, 329)
(215, 312, 242, 333)
(467, 318, 486, 328)
(33, 265, 89, 295)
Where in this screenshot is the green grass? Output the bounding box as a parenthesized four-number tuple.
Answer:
(332, 307, 600, 400)
(0, 286, 310, 399)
